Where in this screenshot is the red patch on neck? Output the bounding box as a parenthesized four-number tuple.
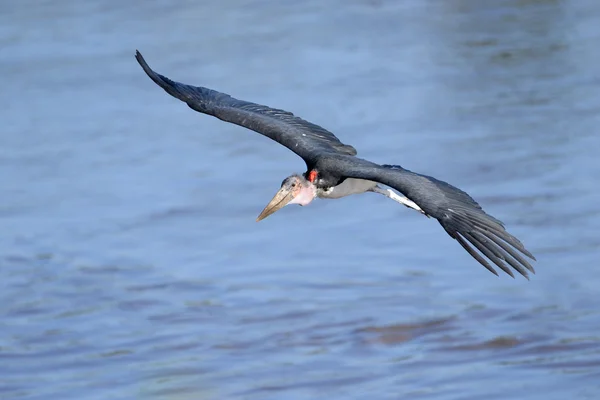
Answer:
(308, 170, 318, 183)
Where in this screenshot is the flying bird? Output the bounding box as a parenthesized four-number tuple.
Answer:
(135, 50, 536, 279)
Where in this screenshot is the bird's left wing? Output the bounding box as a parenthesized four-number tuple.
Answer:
(135, 51, 357, 166)
(321, 155, 536, 278)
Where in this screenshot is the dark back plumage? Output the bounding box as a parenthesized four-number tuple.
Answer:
(135, 51, 356, 166)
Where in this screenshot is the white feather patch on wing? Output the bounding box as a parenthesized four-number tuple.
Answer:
(370, 185, 424, 214)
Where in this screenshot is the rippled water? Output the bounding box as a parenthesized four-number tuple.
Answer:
(2, 0, 600, 399)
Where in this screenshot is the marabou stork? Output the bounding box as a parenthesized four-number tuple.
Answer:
(135, 50, 536, 279)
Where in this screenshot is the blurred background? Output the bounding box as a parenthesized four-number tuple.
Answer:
(1, 0, 599, 399)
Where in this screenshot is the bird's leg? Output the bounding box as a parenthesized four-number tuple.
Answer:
(369, 185, 425, 214)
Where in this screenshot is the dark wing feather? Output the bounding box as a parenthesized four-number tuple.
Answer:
(321, 155, 536, 278)
(135, 51, 356, 165)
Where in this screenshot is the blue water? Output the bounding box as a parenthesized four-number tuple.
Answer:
(1, 1, 600, 399)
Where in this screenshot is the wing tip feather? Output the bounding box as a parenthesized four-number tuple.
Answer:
(442, 208, 535, 279)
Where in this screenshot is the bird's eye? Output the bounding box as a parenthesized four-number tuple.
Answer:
(291, 183, 297, 188)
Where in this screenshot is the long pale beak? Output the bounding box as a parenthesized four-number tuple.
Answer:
(256, 187, 295, 222)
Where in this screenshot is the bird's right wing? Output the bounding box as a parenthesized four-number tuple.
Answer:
(323, 155, 536, 278)
(135, 51, 357, 165)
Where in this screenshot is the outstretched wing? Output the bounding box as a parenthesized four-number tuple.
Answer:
(135, 51, 357, 165)
(322, 155, 536, 278)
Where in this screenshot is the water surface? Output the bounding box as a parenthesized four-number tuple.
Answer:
(1, 1, 600, 399)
